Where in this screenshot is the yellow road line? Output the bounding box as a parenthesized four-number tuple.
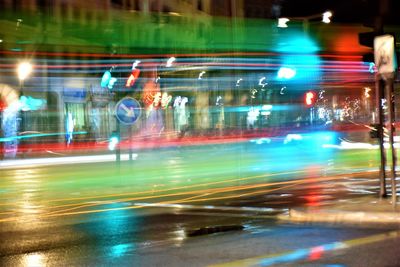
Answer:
(0, 171, 376, 222)
(0, 170, 303, 207)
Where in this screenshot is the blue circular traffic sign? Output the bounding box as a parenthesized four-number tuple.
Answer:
(115, 97, 141, 125)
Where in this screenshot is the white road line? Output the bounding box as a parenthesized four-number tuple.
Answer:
(0, 153, 138, 169)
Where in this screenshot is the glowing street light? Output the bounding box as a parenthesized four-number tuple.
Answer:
(322, 11, 333, 23)
(132, 60, 141, 69)
(277, 18, 290, 28)
(166, 57, 176, 67)
(17, 61, 33, 132)
(364, 87, 371, 98)
(17, 62, 33, 81)
(198, 71, 206, 80)
(277, 67, 296, 79)
(305, 91, 317, 107)
(258, 77, 267, 88)
(277, 11, 333, 29)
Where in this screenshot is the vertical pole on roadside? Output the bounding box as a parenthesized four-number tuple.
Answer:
(116, 119, 121, 163)
(128, 125, 133, 161)
(113, 89, 121, 164)
(385, 77, 397, 206)
(376, 76, 387, 198)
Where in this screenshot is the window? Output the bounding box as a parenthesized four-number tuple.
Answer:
(111, 0, 123, 8)
(197, 0, 203, 11)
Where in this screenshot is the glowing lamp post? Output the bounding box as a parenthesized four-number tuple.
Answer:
(304, 90, 317, 125)
(17, 62, 32, 95)
(277, 67, 296, 79)
(322, 11, 333, 24)
(277, 10, 333, 33)
(304, 91, 317, 107)
(166, 57, 176, 67)
(16, 61, 33, 137)
(17, 62, 32, 81)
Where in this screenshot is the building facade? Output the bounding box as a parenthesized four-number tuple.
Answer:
(0, 1, 384, 158)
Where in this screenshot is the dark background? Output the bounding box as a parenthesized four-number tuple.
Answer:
(279, 0, 400, 25)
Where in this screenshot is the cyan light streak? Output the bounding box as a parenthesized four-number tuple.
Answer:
(0, 131, 87, 142)
(110, 243, 134, 258)
(223, 105, 295, 113)
(245, 131, 338, 174)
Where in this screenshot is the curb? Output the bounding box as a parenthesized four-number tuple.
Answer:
(278, 208, 400, 224)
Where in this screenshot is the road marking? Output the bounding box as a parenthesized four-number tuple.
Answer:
(132, 202, 284, 213)
(0, 153, 138, 169)
(208, 230, 400, 267)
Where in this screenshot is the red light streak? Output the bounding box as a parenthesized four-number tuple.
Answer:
(309, 246, 325, 260)
(0, 50, 363, 60)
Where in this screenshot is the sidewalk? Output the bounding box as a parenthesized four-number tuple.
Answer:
(280, 195, 400, 225)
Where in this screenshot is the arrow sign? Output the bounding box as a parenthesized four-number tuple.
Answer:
(115, 97, 141, 125)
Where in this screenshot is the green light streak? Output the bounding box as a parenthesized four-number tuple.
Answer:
(0, 8, 368, 54)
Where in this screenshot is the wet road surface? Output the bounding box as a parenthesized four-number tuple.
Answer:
(0, 138, 395, 266)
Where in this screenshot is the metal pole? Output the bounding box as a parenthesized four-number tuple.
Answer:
(385, 77, 397, 205)
(113, 91, 121, 163)
(376, 76, 387, 198)
(129, 125, 133, 161)
(116, 120, 121, 163)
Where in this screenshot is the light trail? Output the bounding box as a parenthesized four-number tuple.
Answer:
(0, 170, 303, 206)
(6, 171, 310, 216)
(0, 50, 363, 60)
(0, 60, 367, 71)
(0, 131, 87, 143)
(0, 170, 377, 222)
(0, 154, 138, 168)
(208, 230, 400, 267)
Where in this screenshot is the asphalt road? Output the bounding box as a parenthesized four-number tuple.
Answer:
(0, 134, 396, 266)
(1, 209, 398, 266)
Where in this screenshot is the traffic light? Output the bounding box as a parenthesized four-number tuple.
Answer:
(357, 0, 391, 63)
(358, 31, 379, 63)
(101, 70, 117, 89)
(126, 68, 140, 87)
(369, 124, 382, 139)
(358, 31, 377, 48)
(108, 131, 120, 151)
(363, 53, 375, 64)
(304, 91, 317, 107)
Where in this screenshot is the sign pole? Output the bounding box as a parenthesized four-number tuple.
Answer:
(114, 97, 142, 163)
(129, 126, 133, 161)
(116, 118, 121, 163)
(376, 77, 387, 198)
(374, 34, 397, 201)
(385, 76, 397, 206)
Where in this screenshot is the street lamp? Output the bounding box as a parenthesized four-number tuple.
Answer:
(166, 57, 176, 67)
(17, 62, 33, 81)
(322, 11, 333, 24)
(277, 18, 290, 28)
(16, 61, 32, 136)
(17, 61, 33, 96)
(277, 10, 333, 31)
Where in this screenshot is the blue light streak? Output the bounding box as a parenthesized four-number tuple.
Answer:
(259, 242, 345, 266)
